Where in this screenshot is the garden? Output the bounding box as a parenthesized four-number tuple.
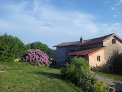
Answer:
(0, 33, 82, 92)
(0, 33, 121, 92)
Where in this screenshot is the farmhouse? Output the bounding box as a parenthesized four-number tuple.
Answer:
(53, 33, 122, 70)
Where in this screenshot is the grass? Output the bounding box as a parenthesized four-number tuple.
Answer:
(0, 61, 83, 92)
(96, 72, 122, 82)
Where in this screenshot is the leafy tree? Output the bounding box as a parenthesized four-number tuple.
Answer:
(25, 43, 31, 50)
(25, 42, 50, 53)
(0, 33, 25, 61)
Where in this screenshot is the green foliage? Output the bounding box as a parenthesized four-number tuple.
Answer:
(91, 67, 99, 72)
(0, 33, 24, 62)
(25, 42, 50, 53)
(48, 49, 56, 58)
(94, 80, 105, 92)
(61, 57, 97, 91)
(24, 43, 31, 50)
(94, 81, 116, 92)
(113, 53, 122, 75)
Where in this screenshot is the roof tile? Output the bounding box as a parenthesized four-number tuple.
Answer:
(68, 47, 106, 56)
(53, 33, 116, 47)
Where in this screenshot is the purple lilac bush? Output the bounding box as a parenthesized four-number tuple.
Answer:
(22, 49, 50, 67)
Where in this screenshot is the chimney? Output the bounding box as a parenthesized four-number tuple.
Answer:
(80, 36, 84, 42)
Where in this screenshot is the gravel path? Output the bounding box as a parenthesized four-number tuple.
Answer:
(95, 74, 122, 91)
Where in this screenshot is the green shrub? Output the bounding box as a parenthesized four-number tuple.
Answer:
(25, 42, 50, 53)
(94, 81, 116, 92)
(91, 67, 99, 72)
(61, 57, 97, 91)
(91, 65, 107, 73)
(94, 80, 105, 92)
(112, 53, 122, 75)
(0, 33, 24, 62)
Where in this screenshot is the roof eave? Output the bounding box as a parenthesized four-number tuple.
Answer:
(88, 46, 106, 56)
(53, 44, 81, 47)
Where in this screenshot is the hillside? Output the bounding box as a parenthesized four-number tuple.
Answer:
(0, 62, 82, 92)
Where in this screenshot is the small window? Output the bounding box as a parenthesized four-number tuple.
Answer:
(97, 56, 100, 61)
(112, 39, 116, 44)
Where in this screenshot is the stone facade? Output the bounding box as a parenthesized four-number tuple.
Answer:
(56, 46, 80, 65)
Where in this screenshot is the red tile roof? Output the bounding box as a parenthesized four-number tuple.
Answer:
(53, 33, 121, 47)
(68, 47, 106, 56)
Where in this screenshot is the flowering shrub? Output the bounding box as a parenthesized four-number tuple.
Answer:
(94, 80, 116, 92)
(22, 49, 50, 67)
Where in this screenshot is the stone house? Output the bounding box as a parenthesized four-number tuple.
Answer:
(53, 33, 122, 69)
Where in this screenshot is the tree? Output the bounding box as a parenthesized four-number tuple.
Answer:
(0, 33, 25, 61)
(25, 42, 50, 53)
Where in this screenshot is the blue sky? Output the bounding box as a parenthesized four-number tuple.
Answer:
(0, 0, 122, 49)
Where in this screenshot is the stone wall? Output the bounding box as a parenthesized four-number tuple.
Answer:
(56, 46, 80, 65)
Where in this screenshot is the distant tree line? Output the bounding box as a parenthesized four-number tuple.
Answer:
(25, 42, 50, 53)
(0, 33, 50, 62)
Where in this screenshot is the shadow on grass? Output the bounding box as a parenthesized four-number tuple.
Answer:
(49, 65, 64, 69)
(113, 82, 122, 91)
(34, 71, 82, 92)
(35, 71, 63, 80)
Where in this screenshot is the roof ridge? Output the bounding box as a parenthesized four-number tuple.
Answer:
(53, 33, 122, 47)
(86, 33, 114, 41)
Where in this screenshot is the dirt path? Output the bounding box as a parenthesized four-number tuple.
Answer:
(0, 71, 7, 72)
(95, 74, 122, 91)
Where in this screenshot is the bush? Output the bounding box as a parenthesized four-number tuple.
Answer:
(25, 42, 50, 53)
(94, 81, 116, 92)
(94, 80, 105, 92)
(91, 65, 107, 73)
(61, 57, 97, 91)
(21, 49, 50, 67)
(0, 33, 24, 62)
(112, 53, 122, 75)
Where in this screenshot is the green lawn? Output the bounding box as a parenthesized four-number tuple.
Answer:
(0, 62, 83, 92)
(96, 72, 122, 82)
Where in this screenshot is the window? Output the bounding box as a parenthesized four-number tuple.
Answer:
(97, 56, 100, 61)
(112, 39, 116, 44)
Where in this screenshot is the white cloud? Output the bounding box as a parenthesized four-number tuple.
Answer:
(115, 3, 120, 5)
(112, 23, 120, 26)
(115, 0, 122, 6)
(0, 0, 99, 48)
(113, 14, 118, 17)
(98, 23, 122, 37)
(0, 0, 122, 48)
(120, 0, 122, 2)
(0, 1, 98, 33)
